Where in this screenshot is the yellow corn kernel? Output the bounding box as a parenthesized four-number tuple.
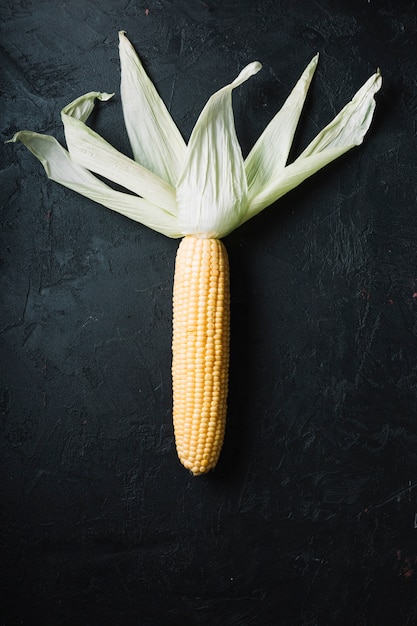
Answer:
(172, 236, 230, 475)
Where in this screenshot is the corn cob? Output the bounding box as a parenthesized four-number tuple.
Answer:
(172, 236, 230, 475)
(10, 32, 381, 475)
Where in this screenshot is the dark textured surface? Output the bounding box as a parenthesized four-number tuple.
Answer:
(1, 1, 417, 624)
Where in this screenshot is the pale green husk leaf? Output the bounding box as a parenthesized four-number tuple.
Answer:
(245, 54, 318, 203)
(176, 61, 262, 238)
(119, 31, 186, 186)
(61, 92, 177, 214)
(9, 131, 182, 237)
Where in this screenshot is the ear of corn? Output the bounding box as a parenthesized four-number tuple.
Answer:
(172, 236, 230, 475)
(9, 32, 381, 475)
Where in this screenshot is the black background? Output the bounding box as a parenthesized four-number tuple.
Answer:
(1, 1, 417, 624)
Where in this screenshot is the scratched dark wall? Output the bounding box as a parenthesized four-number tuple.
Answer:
(1, 0, 417, 624)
